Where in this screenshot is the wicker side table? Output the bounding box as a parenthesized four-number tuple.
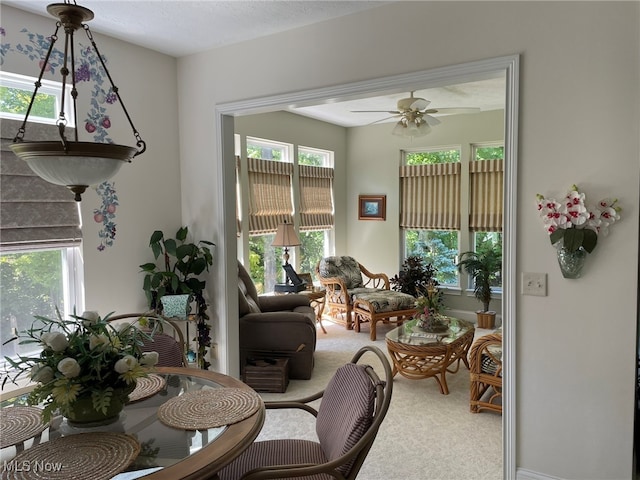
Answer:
(385, 318, 474, 395)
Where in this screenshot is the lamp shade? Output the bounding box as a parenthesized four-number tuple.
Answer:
(272, 222, 301, 247)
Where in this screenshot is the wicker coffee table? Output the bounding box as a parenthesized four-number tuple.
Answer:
(385, 318, 474, 395)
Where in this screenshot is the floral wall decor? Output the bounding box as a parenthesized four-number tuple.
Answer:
(536, 185, 622, 278)
(1, 25, 123, 251)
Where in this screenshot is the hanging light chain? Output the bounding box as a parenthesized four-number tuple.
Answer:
(83, 25, 146, 156)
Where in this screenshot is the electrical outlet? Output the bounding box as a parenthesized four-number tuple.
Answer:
(522, 272, 547, 296)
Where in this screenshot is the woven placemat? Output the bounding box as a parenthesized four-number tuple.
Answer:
(4, 432, 140, 480)
(1, 406, 49, 448)
(157, 388, 262, 430)
(128, 374, 166, 403)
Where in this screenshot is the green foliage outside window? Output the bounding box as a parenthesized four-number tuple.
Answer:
(1, 250, 65, 357)
(299, 231, 325, 280)
(0, 86, 56, 119)
(475, 146, 504, 160)
(405, 149, 459, 165)
(405, 230, 459, 285)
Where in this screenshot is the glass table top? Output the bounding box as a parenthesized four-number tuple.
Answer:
(386, 317, 473, 346)
(1, 370, 232, 478)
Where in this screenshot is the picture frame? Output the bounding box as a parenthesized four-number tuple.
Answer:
(358, 195, 386, 221)
(283, 263, 304, 286)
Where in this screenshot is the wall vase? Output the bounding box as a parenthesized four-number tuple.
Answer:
(555, 244, 588, 279)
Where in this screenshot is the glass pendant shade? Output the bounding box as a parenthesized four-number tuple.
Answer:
(10, 142, 135, 201)
(10, 1, 145, 202)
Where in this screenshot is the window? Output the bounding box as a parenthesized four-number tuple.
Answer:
(1, 248, 84, 360)
(240, 138, 334, 290)
(0, 71, 74, 126)
(400, 145, 504, 289)
(401, 148, 461, 286)
(1, 73, 84, 364)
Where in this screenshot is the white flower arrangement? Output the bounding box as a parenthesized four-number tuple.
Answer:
(2, 309, 159, 423)
(536, 185, 621, 253)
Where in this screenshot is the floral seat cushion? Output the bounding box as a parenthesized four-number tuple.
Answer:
(352, 290, 415, 313)
(481, 344, 503, 377)
(318, 256, 364, 289)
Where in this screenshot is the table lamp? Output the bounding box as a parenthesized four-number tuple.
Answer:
(272, 221, 302, 286)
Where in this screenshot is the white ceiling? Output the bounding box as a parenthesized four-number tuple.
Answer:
(5, 1, 505, 127)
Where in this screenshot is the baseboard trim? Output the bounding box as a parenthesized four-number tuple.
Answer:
(517, 468, 565, 480)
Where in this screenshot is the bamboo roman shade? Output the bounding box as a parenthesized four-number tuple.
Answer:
(1, 119, 82, 251)
(400, 162, 461, 230)
(469, 159, 503, 232)
(247, 157, 294, 234)
(298, 164, 334, 231)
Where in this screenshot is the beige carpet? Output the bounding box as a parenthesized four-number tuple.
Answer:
(257, 319, 502, 480)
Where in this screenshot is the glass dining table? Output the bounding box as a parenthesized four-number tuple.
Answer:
(0, 367, 265, 479)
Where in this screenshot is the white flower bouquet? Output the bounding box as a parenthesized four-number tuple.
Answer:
(2, 309, 159, 423)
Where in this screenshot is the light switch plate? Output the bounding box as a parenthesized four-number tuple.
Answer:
(522, 272, 547, 296)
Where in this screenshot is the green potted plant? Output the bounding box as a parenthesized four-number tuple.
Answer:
(456, 245, 502, 329)
(140, 227, 215, 369)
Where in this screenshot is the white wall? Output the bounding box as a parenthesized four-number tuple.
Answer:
(177, 2, 639, 479)
(1, 6, 182, 315)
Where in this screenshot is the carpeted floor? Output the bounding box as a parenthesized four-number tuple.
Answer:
(256, 319, 502, 480)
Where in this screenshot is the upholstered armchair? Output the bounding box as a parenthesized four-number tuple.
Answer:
(469, 331, 503, 413)
(316, 256, 415, 340)
(238, 261, 316, 380)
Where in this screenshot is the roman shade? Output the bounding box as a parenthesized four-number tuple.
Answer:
(247, 157, 294, 234)
(1, 119, 82, 251)
(469, 159, 503, 232)
(399, 162, 461, 230)
(298, 164, 334, 231)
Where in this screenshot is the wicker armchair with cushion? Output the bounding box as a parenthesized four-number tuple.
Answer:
(469, 331, 503, 413)
(238, 261, 317, 380)
(217, 345, 393, 480)
(316, 256, 415, 340)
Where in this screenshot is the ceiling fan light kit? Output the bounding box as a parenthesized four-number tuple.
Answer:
(353, 91, 479, 139)
(9, 1, 146, 202)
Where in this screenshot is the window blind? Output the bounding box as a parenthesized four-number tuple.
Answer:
(399, 162, 461, 230)
(247, 157, 293, 235)
(469, 158, 503, 232)
(298, 164, 334, 231)
(1, 119, 82, 251)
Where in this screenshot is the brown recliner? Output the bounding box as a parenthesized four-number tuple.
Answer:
(238, 261, 316, 380)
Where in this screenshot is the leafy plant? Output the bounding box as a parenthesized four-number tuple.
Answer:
(456, 246, 502, 312)
(391, 255, 442, 303)
(139, 227, 215, 369)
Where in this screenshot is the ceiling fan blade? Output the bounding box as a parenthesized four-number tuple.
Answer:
(424, 107, 481, 115)
(351, 110, 401, 114)
(367, 115, 399, 126)
(423, 115, 441, 127)
(409, 98, 430, 110)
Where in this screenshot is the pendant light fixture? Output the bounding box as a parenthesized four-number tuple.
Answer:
(9, 1, 146, 202)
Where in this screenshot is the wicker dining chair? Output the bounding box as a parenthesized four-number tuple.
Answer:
(107, 312, 189, 367)
(216, 345, 393, 480)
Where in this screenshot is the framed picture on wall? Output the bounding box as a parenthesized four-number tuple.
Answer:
(358, 195, 386, 221)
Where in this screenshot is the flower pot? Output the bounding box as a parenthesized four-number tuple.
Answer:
(160, 294, 192, 319)
(555, 244, 587, 279)
(476, 311, 496, 329)
(63, 385, 134, 427)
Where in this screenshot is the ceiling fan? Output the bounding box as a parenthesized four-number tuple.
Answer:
(352, 92, 480, 138)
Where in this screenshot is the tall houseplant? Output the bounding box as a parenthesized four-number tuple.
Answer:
(140, 227, 215, 369)
(456, 245, 502, 329)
